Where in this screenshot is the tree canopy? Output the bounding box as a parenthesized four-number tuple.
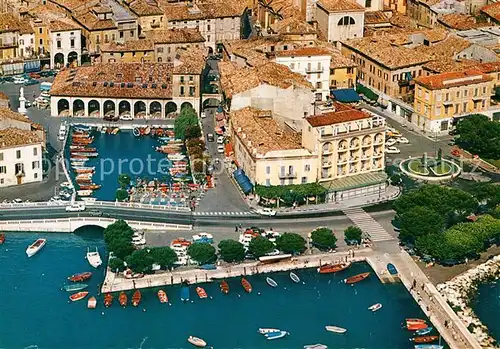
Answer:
(344, 226, 363, 243)
(126, 249, 155, 274)
(455, 114, 500, 160)
(275, 233, 306, 255)
(117, 174, 131, 188)
(255, 183, 327, 206)
(187, 242, 217, 265)
(185, 124, 202, 140)
(248, 236, 275, 258)
(116, 188, 129, 202)
(311, 227, 337, 250)
(108, 257, 125, 272)
(103, 220, 135, 260)
(174, 106, 199, 140)
(399, 206, 446, 243)
(218, 239, 245, 263)
(150, 247, 178, 269)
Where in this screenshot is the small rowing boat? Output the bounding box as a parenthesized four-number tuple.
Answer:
(407, 318, 427, 324)
(241, 278, 252, 293)
(325, 326, 347, 334)
(368, 303, 382, 312)
(87, 296, 97, 309)
(119, 291, 127, 307)
(266, 277, 278, 288)
(290, 272, 300, 283)
(415, 327, 433, 336)
(406, 322, 429, 331)
(78, 184, 101, 190)
(0, 233, 5, 244)
(158, 289, 168, 303)
(317, 262, 351, 274)
(63, 283, 88, 292)
(132, 290, 141, 306)
(344, 272, 370, 284)
(26, 238, 46, 257)
(196, 287, 208, 299)
(220, 280, 229, 294)
(258, 328, 280, 334)
(69, 291, 89, 302)
(68, 272, 92, 282)
(187, 336, 206, 347)
(104, 293, 113, 307)
(181, 286, 190, 302)
(265, 331, 289, 340)
(413, 345, 443, 349)
(387, 263, 398, 275)
(411, 336, 439, 343)
(77, 190, 93, 197)
(304, 344, 328, 349)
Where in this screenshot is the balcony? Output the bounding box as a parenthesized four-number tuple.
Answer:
(305, 67, 324, 74)
(338, 146, 348, 153)
(362, 142, 372, 147)
(349, 142, 360, 149)
(279, 172, 297, 179)
(322, 161, 332, 167)
(337, 157, 348, 164)
(151, 22, 160, 28)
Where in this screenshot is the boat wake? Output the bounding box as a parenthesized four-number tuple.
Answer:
(138, 336, 148, 349)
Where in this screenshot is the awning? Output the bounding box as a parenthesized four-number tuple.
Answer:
(331, 89, 361, 103)
(233, 169, 253, 194)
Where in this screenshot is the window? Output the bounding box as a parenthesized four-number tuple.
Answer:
(112, 34, 116, 41)
(34, 173, 38, 179)
(280, 179, 285, 186)
(189, 86, 195, 96)
(301, 176, 307, 184)
(207, 24, 211, 31)
(15, 163, 23, 174)
(180, 86, 184, 95)
(207, 35, 210, 41)
(39, 38, 43, 45)
(435, 106, 441, 116)
(474, 88, 478, 96)
(424, 91, 429, 101)
(32, 161, 39, 169)
(157, 57, 162, 62)
(290, 63, 295, 69)
(119, 31, 124, 39)
(0, 152, 2, 161)
(157, 47, 163, 53)
(180, 76, 184, 83)
(265, 179, 271, 186)
(305, 164, 310, 172)
(189, 76, 193, 82)
(456, 91, 460, 98)
(266, 166, 270, 174)
(483, 86, 487, 94)
(70, 39, 74, 48)
(105, 35, 109, 43)
(16, 150, 21, 159)
(0, 178, 3, 184)
(365, 0, 372, 6)
(39, 28, 42, 34)
(33, 147, 37, 156)
(418, 88, 422, 97)
(338, 16, 355, 26)
(56, 41, 61, 49)
(0, 166, 5, 173)
(130, 30, 134, 37)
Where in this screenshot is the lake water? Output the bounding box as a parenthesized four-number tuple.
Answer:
(472, 279, 500, 343)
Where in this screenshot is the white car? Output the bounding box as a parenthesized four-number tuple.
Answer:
(385, 146, 401, 154)
(132, 236, 146, 246)
(217, 145, 225, 153)
(13, 77, 27, 84)
(256, 208, 277, 216)
(217, 136, 224, 144)
(119, 114, 133, 121)
(65, 203, 86, 212)
(396, 137, 410, 144)
(201, 111, 206, 119)
(265, 249, 280, 256)
(385, 138, 397, 147)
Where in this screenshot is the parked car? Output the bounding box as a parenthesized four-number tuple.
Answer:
(265, 249, 280, 256)
(13, 77, 27, 84)
(385, 146, 401, 154)
(256, 208, 277, 216)
(385, 138, 397, 147)
(217, 145, 225, 153)
(65, 203, 86, 212)
(88, 209, 103, 217)
(207, 133, 214, 142)
(217, 136, 224, 144)
(119, 114, 133, 121)
(396, 137, 409, 144)
(24, 79, 39, 86)
(29, 73, 41, 79)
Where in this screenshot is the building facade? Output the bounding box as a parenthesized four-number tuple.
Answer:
(316, 0, 365, 43)
(49, 20, 82, 68)
(146, 28, 206, 63)
(0, 13, 20, 62)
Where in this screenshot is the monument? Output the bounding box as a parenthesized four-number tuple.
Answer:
(18, 87, 26, 114)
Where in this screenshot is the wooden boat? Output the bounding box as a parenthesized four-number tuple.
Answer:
(411, 336, 439, 343)
(266, 277, 278, 288)
(325, 325, 347, 334)
(69, 291, 89, 302)
(187, 336, 206, 347)
(196, 286, 208, 299)
(220, 280, 229, 294)
(290, 272, 300, 283)
(199, 264, 216, 270)
(368, 303, 382, 312)
(387, 263, 398, 275)
(119, 291, 127, 307)
(265, 331, 289, 340)
(74, 168, 95, 174)
(415, 327, 433, 336)
(0, 233, 5, 244)
(241, 278, 252, 293)
(132, 290, 141, 306)
(63, 283, 88, 292)
(407, 322, 429, 331)
(407, 318, 427, 324)
(318, 262, 351, 274)
(77, 190, 93, 197)
(413, 345, 443, 349)
(158, 290, 168, 303)
(26, 238, 46, 257)
(70, 146, 96, 151)
(104, 293, 113, 307)
(111, 128, 120, 134)
(68, 271, 92, 282)
(344, 272, 370, 284)
(76, 178, 92, 184)
(71, 155, 89, 160)
(87, 296, 97, 309)
(133, 128, 140, 137)
(144, 126, 151, 135)
(78, 184, 101, 190)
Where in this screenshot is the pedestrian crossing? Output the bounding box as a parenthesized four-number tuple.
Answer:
(193, 211, 252, 216)
(343, 207, 394, 242)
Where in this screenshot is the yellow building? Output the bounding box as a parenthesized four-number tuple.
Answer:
(0, 13, 20, 61)
(100, 39, 154, 63)
(126, 0, 166, 32)
(384, 0, 407, 14)
(329, 50, 357, 89)
(414, 69, 493, 133)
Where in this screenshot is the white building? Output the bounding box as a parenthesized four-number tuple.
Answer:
(18, 22, 35, 59)
(0, 128, 43, 187)
(49, 19, 82, 69)
(275, 47, 332, 101)
(316, 0, 365, 43)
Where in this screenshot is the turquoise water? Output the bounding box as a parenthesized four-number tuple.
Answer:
(472, 280, 500, 342)
(0, 230, 434, 349)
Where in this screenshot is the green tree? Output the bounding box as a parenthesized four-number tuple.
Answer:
(174, 106, 199, 140)
(117, 174, 131, 188)
(103, 220, 135, 260)
(115, 188, 129, 202)
(344, 226, 363, 243)
(248, 236, 275, 258)
(218, 239, 245, 263)
(456, 114, 500, 160)
(399, 206, 445, 243)
(150, 247, 178, 269)
(108, 257, 125, 272)
(185, 124, 202, 140)
(125, 249, 155, 273)
(187, 242, 217, 265)
(311, 227, 337, 250)
(275, 233, 306, 255)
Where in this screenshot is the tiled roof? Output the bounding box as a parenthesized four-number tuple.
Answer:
(317, 0, 364, 12)
(75, 10, 117, 30)
(0, 92, 8, 100)
(305, 103, 369, 127)
(0, 127, 41, 148)
(145, 28, 205, 44)
(414, 35, 471, 61)
(50, 63, 174, 98)
(415, 69, 492, 90)
(230, 107, 303, 155)
(49, 0, 90, 11)
(173, 47, 206, 74)
(365, 11, 390, 25)
(275, 47, 332, 57)
(0, 108, 44, 131)
(129, 0, 163, 16)
(389, 13, 415, 29)
(48, 18, 81, 31)
(100, 39, 153, 52)
(270, 16, 317, 35)
(219, 61, 312, 98)
(0, 13, 20, 33)
(423, 58, 477, 74)
(18, 21, 34, 34)
(159, 1, 243, 21)
(438, 13, 479, 30)
(481, 3, 500, 22)
(474, 61, 500, 73)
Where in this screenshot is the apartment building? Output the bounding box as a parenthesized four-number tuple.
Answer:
(100, 39, 154, 63)
(126, 0, 166, 32)
(316, 0, 365, 43)
(49, 19, 82, 68)
(0, 13, 20, 62)
(414, 69, 493, 132)
(145, 28, 206, 63)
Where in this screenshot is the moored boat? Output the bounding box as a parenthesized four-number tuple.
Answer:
(69, 291, 89, 302)
(387, 263, 398, 275)
(368, 303, 382, 312)
(196, 286, 208, 299)
(413, 345, 443, 349)
(63, 283, 88, 292)
(199, 264, 216, 270)
(78, 184, 101, 190)
(181, 286, 190, 302)
(132, 290, 141, 306)
(325, 326, 347, 334)
(290, 272, 300, 283)
(0, 233, 5, 244)
(266, 277, 278, 288)
(411, 336, 439, 343)
(304, 344, 328, 349)
(86, 247, 102, 268)
(133, 128, 141, 137)
(258, 328, 280, 334)
(104, 293, 113, 307)
(220, 280, 229, 294)
(344, 272, 370, 284)
(77, 190, 93, 197)
(241, 277, 252, 293)
(87, 296, 97, 309)
(26, 238, 46, 257)
(415, 327, 433, 336)
(407, 318, 427, 324)
(68, 271, 92, 282)
(406, 322, 429, 331)
(318, 262, 351, 274)
(119, 291, 127, 307)
(265, 331, 289, 340)
(187, 336, 207, 347)
(158, 289, 168, 303)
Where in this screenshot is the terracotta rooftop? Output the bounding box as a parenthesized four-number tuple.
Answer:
(128, 0, 163, 16)
(481, 3, 500, 22)
(49, 0, 91, 11)
(438, 13, 479, 30)
(305, 103, 370, 127)
(0, 92, 8, 100)
(270, 16, 317, 36)
(389, 13, 415, 29)
(0, 13, 20, 33)
(415, 69, 492, 90)
(414, 35, 471, 61)
(158, 1, 243, 21)
(48, 19, 81, 31)
(219, 61, 312, 98)
(473, 61, 500, 73)
(365, 11, 390, 25)
(423, 58, 477, 74)
(0, 108, 44, 131)
(173, 47, 206, 74)
(75, 10, 117, 30)
(50, 63, 174, 98)
(18, 21, 34, 34)
(145, 28, 205, 44)
(275, 47, 332, 57)
(230, 107, 303, 155)
(100, 39, 153, 52)
(0, 128, 42, 149)
(317, 0, 364, 12)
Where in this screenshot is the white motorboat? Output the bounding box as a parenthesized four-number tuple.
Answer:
(77, 190, 93, 197)
(265, 331, 289, 340)
(258, 328, 280, 334)
(86, 247, 102, 268)
(325, 326, 347, 334)
(266, 277, 278, 288)
(187, 336, 206, 347)
(290, 271, 300, 283)
(167, 154, 187, 161)
(304, 345, 328, 349)
(368, 303, 382, 312)
(26, 238, 46, 257)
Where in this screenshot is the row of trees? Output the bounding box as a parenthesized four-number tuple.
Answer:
(255, 183, 328, 207)
(455, 114, 500, 160)
(174, 106, 202, 141)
